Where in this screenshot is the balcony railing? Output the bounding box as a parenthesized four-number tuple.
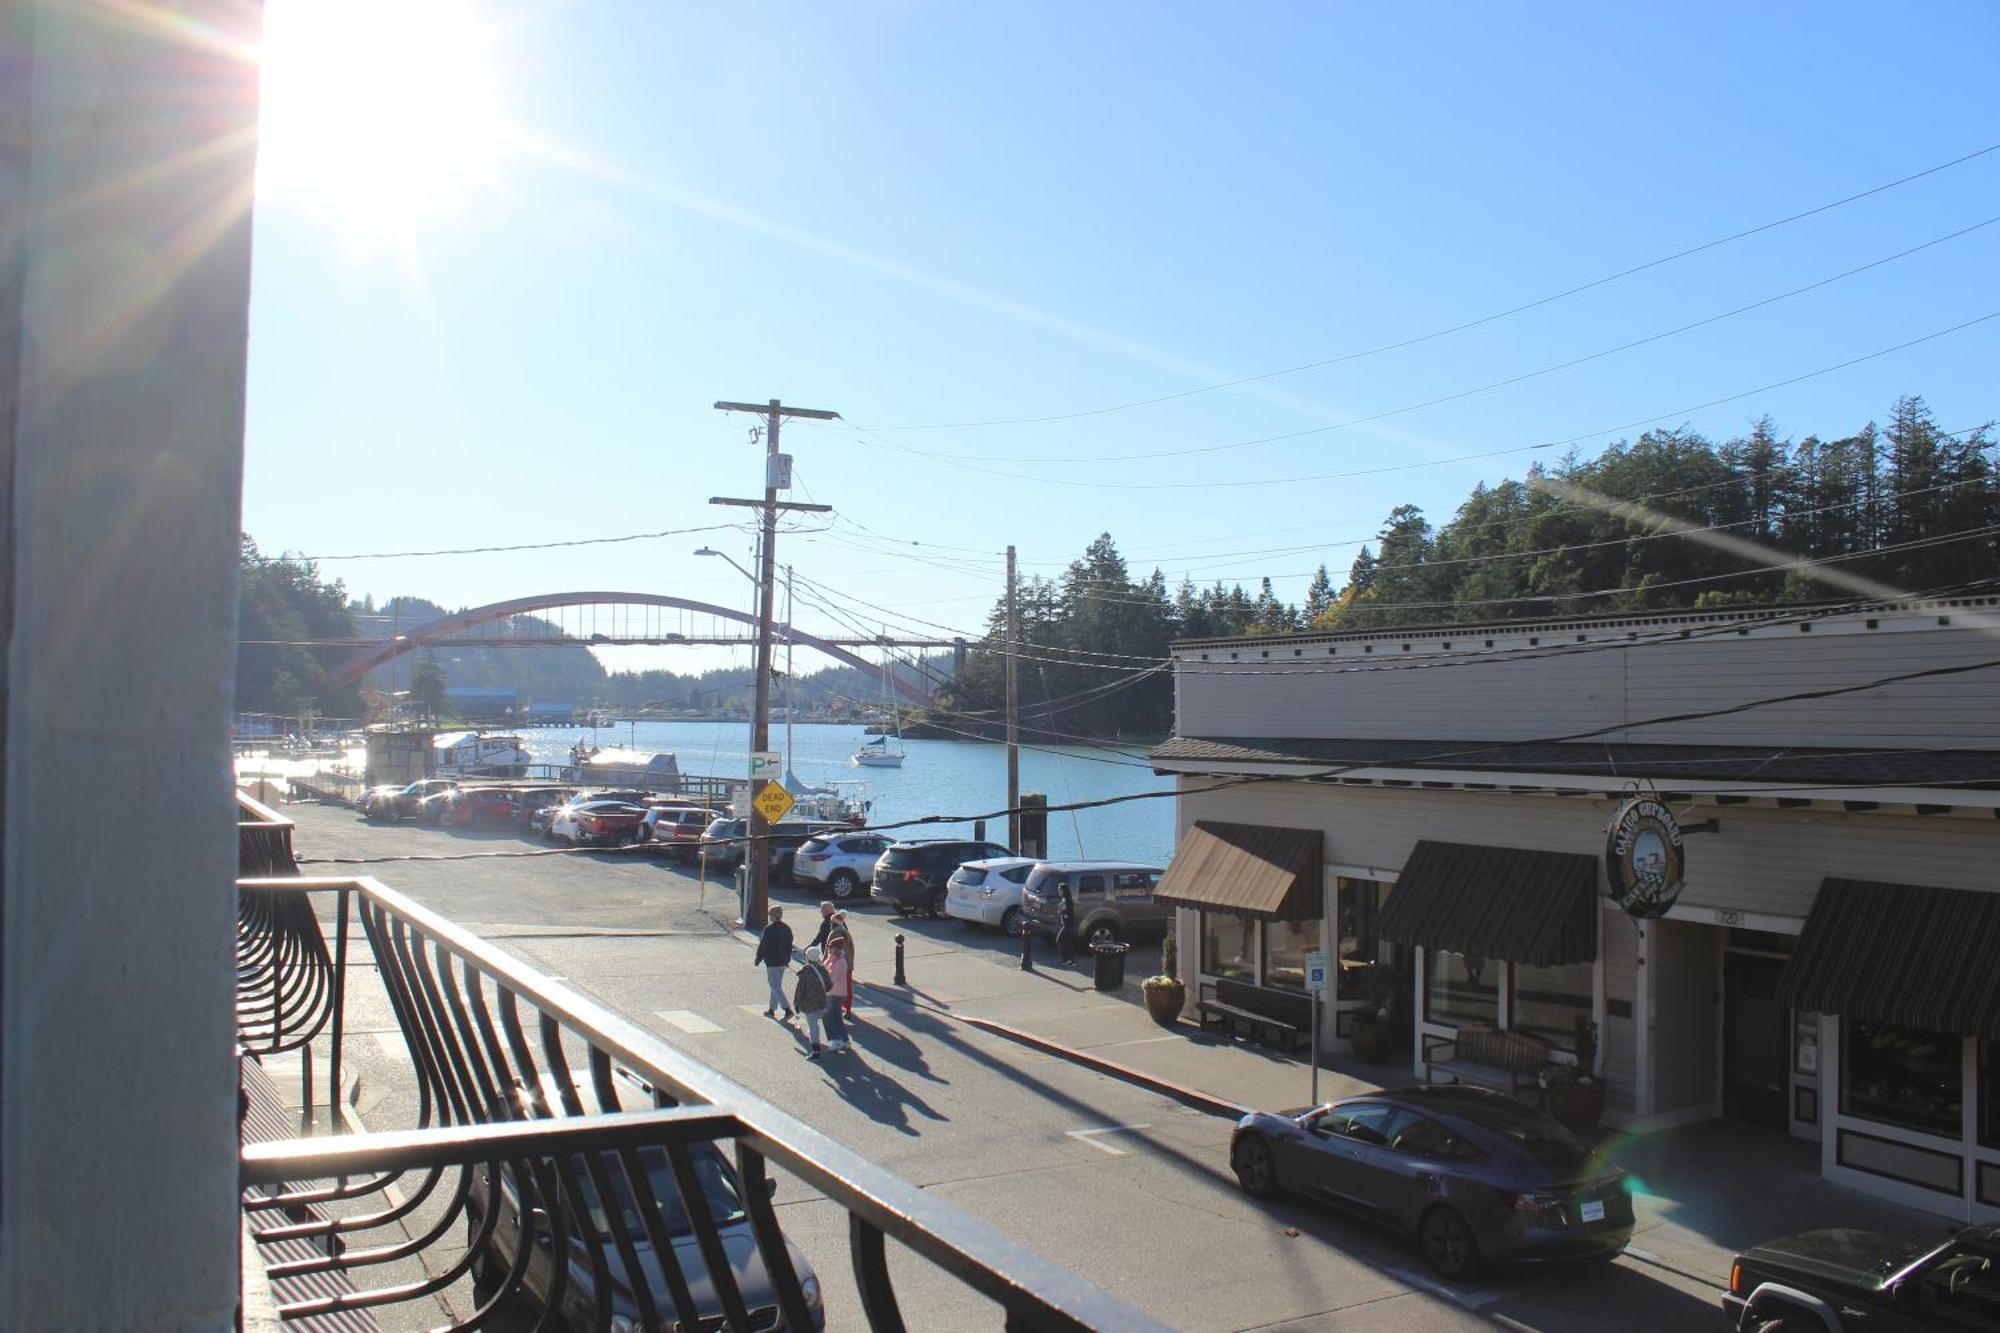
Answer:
(237, 865, 1164, 1332)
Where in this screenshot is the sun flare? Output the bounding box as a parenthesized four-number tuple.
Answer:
(257, 0, 509, 230)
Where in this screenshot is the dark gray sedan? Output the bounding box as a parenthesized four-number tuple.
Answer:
(1228, 1085, 1632, 1279)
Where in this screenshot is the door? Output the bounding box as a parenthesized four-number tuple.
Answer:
(1722, 953, 1789, 1129)
(1295, 1103, 1400, 1217)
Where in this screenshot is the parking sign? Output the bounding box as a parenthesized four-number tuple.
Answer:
(1304, 950, 1329, 993)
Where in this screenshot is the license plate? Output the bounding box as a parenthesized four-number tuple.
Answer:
(1580, 1199, 1605, 1223)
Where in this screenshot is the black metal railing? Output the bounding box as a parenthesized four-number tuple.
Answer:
(237, 874, 1165, 1332)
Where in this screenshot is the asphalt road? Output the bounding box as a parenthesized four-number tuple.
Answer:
(288, 801, 1733, 1332)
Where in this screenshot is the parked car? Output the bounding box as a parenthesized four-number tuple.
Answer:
(639, 806, 718, 860)
(441, 785, 520, 827)
(510, 787, 574, 827)
(699, 819, 849, 882)
(548, 799, 649, 847)
(361, 778, 456, 821)
(1017, 861, 1167, 946)
(870, 839, 1014, 916)
(1228, 1086, 1632, 1279)
(943, 857, 1041, 934)
(792, 834, 891, 901)
(1722, 1222, 2000, 1331)
(465, 1072, 826, 1332)
(414, 788, 460, 825)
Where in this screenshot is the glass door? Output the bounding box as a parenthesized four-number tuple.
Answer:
(1723, 952, 1789, 1129)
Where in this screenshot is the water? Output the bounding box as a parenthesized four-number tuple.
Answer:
(522, 721, 1174, 864)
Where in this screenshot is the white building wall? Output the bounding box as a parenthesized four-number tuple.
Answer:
(1, 4, 260, 1329)
(1175, 607, 2000, 749)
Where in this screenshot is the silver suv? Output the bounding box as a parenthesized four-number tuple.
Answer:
(1018, 861, 1167, 946)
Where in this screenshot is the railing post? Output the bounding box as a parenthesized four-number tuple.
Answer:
(330, 886, 350, 1129)
(893, 934, 907, 987)
(1021, 925, 1034, 972)
(850, 1214, 908, 1333)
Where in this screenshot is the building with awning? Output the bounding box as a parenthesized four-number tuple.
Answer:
(1153, 595, 2000, 1222)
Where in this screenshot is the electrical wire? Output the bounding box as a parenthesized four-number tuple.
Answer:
(296, 523, 747, 563)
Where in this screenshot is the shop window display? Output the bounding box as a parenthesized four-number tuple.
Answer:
(1842, 1019, 1962, 1137)
(1262, 917, 1321, 991)
(1510, 961, 1593, 1052)
(1337, 877, 1387, 964)
(1201, 911, 1255, 982)
(1424, 950, 1498, 1028)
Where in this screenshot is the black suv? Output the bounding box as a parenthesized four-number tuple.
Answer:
(1723, 1223, 2000, 1330)
(871, 839, 1013, 915)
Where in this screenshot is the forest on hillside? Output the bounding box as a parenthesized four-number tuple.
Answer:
(928, 396, 1996, 742)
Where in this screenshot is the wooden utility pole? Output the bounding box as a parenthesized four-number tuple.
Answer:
(1005, 543, 1020, 851)
(712, 398, 837, 927)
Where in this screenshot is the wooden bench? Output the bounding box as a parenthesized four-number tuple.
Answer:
(1196, 978, 1313, 1052)
(1427, 1025, 1546, 1095)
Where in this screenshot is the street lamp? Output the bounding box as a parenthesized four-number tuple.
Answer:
(693, 546, 756, 585)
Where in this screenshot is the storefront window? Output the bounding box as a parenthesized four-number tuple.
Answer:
(1200, 911, 1255, 982)
(1510, 961, 1593, 1052)
(1337, 877, 1386, 964)
(1982, 1040, 1998, 1149)
(1262, 917, 1321, 991)
(1842, 1020, 1963, 1137)
(1424, 950, 1498, 1028)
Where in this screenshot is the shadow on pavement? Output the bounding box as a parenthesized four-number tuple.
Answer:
(811, 1044, 950, 1137)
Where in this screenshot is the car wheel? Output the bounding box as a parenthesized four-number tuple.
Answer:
(929, 886, 948, 917)
(827, 869, 859, 900)
(1418, 1205, 1481, 1281)
(1087, 921, 1122, 947)
(999, 905, 1024, 936)
(1230, 1134, 1278, 1198)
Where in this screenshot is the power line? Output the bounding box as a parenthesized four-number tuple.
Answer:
(294, 522, 748, 563)
(862, 140, 2000, 434)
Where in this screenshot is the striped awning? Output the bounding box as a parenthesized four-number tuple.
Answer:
(1376, 840, 1599, 966)
(1152, 821, 1322, 922)
(1777, 878, 2000, 1037)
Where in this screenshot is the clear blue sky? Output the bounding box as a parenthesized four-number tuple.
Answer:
(242, 0, 2000, 674)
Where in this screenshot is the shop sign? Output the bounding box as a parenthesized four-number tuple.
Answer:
(1605, 796, 1685, 919)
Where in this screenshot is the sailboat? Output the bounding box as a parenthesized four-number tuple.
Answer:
(852, 638, 907, 767)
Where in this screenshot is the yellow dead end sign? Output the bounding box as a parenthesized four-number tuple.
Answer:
(751, 780, 795, 824)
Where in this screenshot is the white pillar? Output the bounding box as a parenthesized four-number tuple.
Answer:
(2, 3, 261, 1328)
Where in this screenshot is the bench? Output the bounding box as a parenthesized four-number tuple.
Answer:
(1427, 1025, 1546, 1096)
(1196, 978, 1313, 1053)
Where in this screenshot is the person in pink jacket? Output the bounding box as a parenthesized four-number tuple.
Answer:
(825, 928, 854, 1018)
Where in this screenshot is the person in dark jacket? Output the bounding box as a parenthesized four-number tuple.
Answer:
(1056, 885, 1076, 964)
(753, 906, 794, 1018)
(793, 947, 832, 1057)
(808, 900, 838, 952)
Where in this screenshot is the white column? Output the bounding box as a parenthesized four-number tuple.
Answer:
(2, 3, 260, 1328)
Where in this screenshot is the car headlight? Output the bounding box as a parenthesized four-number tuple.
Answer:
(800, 1273, 822, 1308)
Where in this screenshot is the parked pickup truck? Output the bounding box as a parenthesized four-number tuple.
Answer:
(1722, 1222, 2000, 1331)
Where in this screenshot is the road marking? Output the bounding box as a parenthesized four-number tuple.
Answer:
(1623, 1244, 1660, 1263)
(1099, 1034, 1186, 1049)
(1064, 1123, 1152, 1155)
(654, 1009, 721, 1034)
(373, 1033, 408, 1061)
(1381, 1265, 1505, 1311)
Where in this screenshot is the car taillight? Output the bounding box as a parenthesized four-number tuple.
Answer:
(1728, 1262, 1742, 1295)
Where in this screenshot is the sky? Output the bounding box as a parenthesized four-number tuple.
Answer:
(241, 1, 2000, 677)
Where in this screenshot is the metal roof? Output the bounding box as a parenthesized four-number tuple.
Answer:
(1777, 878, 2000, 1037)
(1375, 840, 1599, 966)
(1152, 821, 1322, 922)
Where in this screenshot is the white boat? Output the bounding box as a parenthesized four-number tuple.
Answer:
(851, 733, 904, 768)
(432, 730, 532, 777)
(584, 708, 614, 727)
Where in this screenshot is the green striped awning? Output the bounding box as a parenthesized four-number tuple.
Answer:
(1375, 840, 1599, 966)
(1776, 878, 2000, 1037)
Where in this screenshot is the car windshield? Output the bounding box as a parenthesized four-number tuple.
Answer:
(956, 867, 988, 886)
(565, 1147, 747, 1240)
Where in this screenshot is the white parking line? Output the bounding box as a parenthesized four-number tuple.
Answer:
(654, 1009, 721, 1034)
(1064, 1124, 1153, 1156)
(1380, 1265, 1505, 1311)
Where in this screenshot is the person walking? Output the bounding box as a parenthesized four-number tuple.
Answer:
(825, 930, 854, 1020)
(753, 906, 794, 1019)
(831, 912, 857, 1015)
(808, 900, 838, 952)
(793, 946, 833, 1058)
(1056, 884, 1077, 964)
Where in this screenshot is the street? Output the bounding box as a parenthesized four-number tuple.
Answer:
(294, 801, 1747, 1332)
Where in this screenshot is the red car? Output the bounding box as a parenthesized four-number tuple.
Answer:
(442, 786, 519, 827)
(549, 800, 649, 847)
(641, 806, 719, 861)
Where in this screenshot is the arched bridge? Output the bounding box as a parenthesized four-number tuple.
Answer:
(323, 591, 946, 704)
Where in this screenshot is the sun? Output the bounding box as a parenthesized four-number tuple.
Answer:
(257, 0, 509, 231)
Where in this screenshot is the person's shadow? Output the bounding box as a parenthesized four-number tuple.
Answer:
(812, 1044, 949, 1136)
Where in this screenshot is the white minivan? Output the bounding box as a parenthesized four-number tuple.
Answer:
(943, 857, 1041, 934)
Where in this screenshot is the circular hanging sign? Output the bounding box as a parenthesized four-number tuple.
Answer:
(1605, 797, 1685, 919)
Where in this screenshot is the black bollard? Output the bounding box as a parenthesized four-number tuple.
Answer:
(893, 933, 907, 987)
(1020, 924, 1035, 972)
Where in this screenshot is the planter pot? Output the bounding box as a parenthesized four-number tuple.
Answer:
(1142, 980, 1186, 1027)
(1351, 1018, 1395, 1065)
(1545, 1081, 1606, 1132)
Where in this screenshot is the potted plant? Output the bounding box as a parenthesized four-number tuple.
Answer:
(1349, 964, 1397, 1064)
(1540, 1015, 1605, 1132)
(1141, 929, 1186, 1026)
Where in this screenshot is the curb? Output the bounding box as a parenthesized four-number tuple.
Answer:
(953, 1014, 1250, 1120)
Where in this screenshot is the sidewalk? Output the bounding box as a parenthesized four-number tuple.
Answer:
(809, 900, 1947, 1298)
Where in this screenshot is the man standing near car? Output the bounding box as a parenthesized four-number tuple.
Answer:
(754, 906, 794, 1019)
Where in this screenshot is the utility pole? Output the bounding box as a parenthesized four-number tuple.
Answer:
(712, 398, 837, 927)
(1005, 543, 1020, 851)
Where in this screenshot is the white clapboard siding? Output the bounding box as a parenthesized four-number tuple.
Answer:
(1174, 612, 2000, 750)
(1176, 778, 1999, 922)
(1601, 904, 1639, 1113)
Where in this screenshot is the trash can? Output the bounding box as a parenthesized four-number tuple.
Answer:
(1090, 940, 1130, 991)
